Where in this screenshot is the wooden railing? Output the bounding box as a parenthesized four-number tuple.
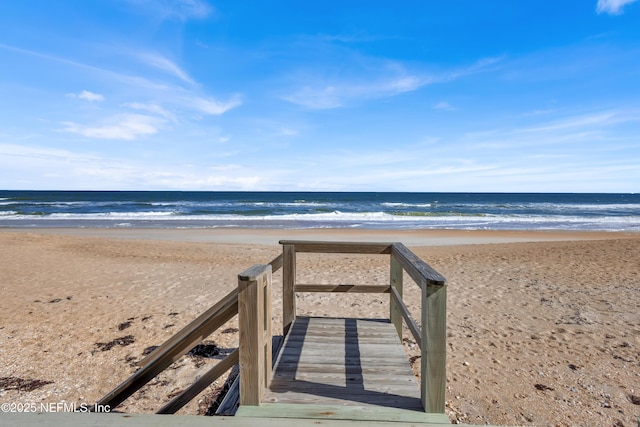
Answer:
(276, 240, 447, 414)
(95, 287, 241, 414)
(96, 240, 446, 415)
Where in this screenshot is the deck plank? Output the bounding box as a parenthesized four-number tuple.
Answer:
(260, 316, 424, 414)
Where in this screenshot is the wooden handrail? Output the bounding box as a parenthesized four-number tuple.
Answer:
(279, 240, 392, 254)
(156, 349, 239, 414)
(136, 288, 239, 368)
(295, 284, 390, 293)
(96, 240, 445, 416)
(269, 253, 283, 272)
(390, 286, 422, 348)
(95, 287, 240, 412)
(276, 240, 447, 415)
(390, 242, 446, 286)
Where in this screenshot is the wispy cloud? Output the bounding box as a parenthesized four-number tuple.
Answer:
(283, 85, 341, 109)
(596, 0, 638, 14)
(433, 101, 455, 111)
(283, 75, 432, 109)
(519, 110, 637, 133)
(279, 127, 299, 136)
(125, 102, 177, 122)
(169, 0, 212, 19)
(0, 42, 170, 91)
(137, 52, 196, 84)
(60, 114, 163, 140)
(0, 142, 268, 190)
(188, 95, 242, 115)
(68, 90, 104, 102)
(283, 56, 502, 109)
(127, 0, 213, 21)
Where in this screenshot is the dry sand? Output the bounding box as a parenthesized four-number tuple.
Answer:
(0, 228, 638, 426)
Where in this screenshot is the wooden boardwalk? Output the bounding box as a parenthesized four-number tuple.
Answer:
(265, 317, 422, 408)
(236, 316, 449, 424)
(86, 240, 452, 425)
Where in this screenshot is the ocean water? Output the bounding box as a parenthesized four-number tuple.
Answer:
(0, 191, 639, 232)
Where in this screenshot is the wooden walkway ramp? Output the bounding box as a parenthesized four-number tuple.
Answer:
(265, 317, 421, 409)
(89, 240, 451, 425)
(236, 316, 449, 424)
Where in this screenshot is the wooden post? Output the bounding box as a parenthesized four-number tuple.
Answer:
(238, 264, 272, 406)
(389, 255, 403, 341)
(421, 280, 447, 413)
(282, 244, 296, 336)
(262, 268, 272, 387)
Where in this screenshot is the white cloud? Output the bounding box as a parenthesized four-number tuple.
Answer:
(0, 42, 173, 92)
(283, 85, 342, 109)
(189, 95, 242, 115)
(127, 0, 212, 21)
(519, 111, 635, 133)
(170, 0, 212, 19)
(0, 142, 269, 190)
(389, 76, 423, 93)
(283, 75, 430, 109)
(596, 0, 638, 14)
(433, 101, 455, 111)
(68, 90, 104, 102)
(60, 114, 162, 140)
(138, 52, 195, 84)
(283, 56, 502, 110)
(279, 127, 298, 136)
(125, 102, 177, 122)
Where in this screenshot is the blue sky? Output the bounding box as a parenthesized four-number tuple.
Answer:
(1, 0, 639, 192)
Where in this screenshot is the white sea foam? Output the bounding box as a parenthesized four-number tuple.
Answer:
(381, 202, 432, 208)
(6, 210, 637, 231)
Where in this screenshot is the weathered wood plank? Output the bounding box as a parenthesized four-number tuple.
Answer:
(262, 392, 423, 409)
(136, 287, 239, 368)
(278, 240, 392, 254)
(274, 357, 412, 368)
(238, 264, 270, 281)
(156, 349, 239, 414)
(282, 244, 296, 335)
(284, 334, 399, 343)
(269, 253, 283, 273)
(3, 412, 458, 426)
(390, 287, 422, 348)
(422, 282, 447, 414)
(279, 340, 405, 350)
(237, 403, 451, 424)
(286, 319, 395, 329)
(294, 284, 390, 293)
(271, 371, 419, 384)
(215, 336, 284, 416)
(262, 271, 273, 387)
(264, 317, 423, 413)
(391, 243, 446, 286)
(272, 363, 413, 375)
(389, 254, 404, 340)
(238, 265, 271, 405)
(268, 380, 422, 394)
(285, 330, 401, 343)
(95, 289, 239, 410)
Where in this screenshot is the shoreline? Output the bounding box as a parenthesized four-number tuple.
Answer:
(1, 227, 638, 246)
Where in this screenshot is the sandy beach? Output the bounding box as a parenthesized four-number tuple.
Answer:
(0, 228, 638, 425)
